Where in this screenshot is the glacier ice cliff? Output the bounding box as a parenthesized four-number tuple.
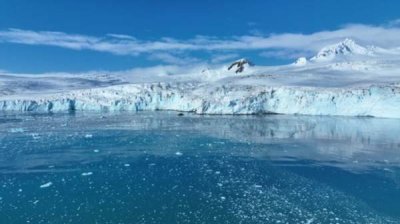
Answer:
(1, 82, 400, 118)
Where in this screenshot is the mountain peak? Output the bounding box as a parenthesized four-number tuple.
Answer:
(311, 38, 373, 62)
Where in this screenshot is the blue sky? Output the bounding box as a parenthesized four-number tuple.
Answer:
(1, 0, 400, 73)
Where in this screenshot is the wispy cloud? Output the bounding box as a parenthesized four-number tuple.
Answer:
(148, 52, 201, 65)
(2, 22, 400, 59)
(210, 53, 240, 63)
(259, 50, 312, 59)
(0, 28, 194, 56)
(106, 33, 137, 40)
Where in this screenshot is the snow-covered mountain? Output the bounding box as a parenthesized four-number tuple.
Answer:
(310, 38, 374, 62)
(1, 39, 400, 118)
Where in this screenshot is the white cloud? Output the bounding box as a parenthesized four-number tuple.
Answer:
(148, 52, 201, 65)
(210, 53, 240, 63)
(259, 50, 312, 59)
(387, 19, 400, 28)
(106, 33, 137, 40)
(2, 22, 400, 59)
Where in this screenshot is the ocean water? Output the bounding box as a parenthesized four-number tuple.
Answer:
(0, 112, 399, 224)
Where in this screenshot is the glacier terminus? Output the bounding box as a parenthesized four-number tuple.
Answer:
(1, 39, 400, 118)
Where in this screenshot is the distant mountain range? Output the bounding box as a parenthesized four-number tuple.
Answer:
(1, 39, 400, 118)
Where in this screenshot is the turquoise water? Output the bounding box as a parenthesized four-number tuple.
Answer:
(0, 112, 399, 224)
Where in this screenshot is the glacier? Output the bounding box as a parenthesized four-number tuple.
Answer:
(1, 39, 400, 118)
(1, 83, 400, 118)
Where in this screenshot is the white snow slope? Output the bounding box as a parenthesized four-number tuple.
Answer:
(1, 39, 400, 118)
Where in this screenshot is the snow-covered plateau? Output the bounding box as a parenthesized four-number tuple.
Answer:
(1, 39, 400, 118)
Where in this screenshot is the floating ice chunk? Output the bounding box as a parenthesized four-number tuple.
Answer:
(383, 168, 393, 172)
(40, 182, 53, 188)
(9, 128, 25, 133)
(84, 134, 93, 139)
(93, 149, 100, 153)
(175, 152, 183, 156)
(306, 218, 315, 224)
(81, 172, 93, 176)
(31, 133, 40, 140)
(124, 163, 131, 167)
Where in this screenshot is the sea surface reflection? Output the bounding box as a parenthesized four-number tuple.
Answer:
(0, 112, 399, 224)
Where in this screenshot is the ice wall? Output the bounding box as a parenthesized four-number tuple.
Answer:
(1, 82, 399, 118)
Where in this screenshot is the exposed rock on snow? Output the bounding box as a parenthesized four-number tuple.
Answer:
(227, 58, 254, 73)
